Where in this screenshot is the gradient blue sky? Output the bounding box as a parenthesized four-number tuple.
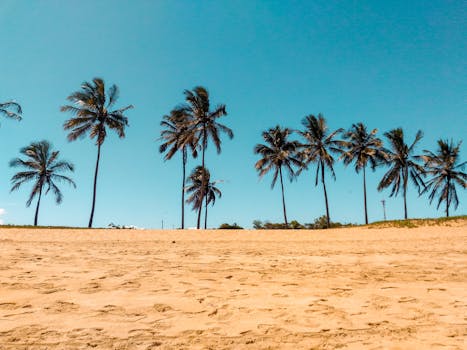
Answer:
(0, 0, 465, 228)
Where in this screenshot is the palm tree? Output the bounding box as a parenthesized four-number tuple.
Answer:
(254, 126, 302, 227)
(0, 100, 22, 124)
(340, 123, 387, 224)
(159, 109, 198, 229)
(418, 139, 466, 217)
(61, 78, 133, 228)
(185, 166, 222, 229)
(298, 114, 344, 228)
(377, 128, 425, 219)
(181, 87, 233, 228)
(9, 140, 75, 226)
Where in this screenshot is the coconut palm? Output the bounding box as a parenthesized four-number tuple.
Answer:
(159, 108, 198, 229)
(9, 140, 75, 226)
(377, 128, 425, 219)
(0, 100, 22, 124)
(185, 166, 222, 229)
(180, 87, 233, 228)
(298, 114, 344, 228)
(254, 126, 302, 227)
(61, 78, 133, 228)
(417, 139, 466, 217)
(340, 123, 387, 224)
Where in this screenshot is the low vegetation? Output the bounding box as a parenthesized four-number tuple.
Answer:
(368, 215, 467, 229)
(218, 223, 244, 229)
(252, 216, 353, 230)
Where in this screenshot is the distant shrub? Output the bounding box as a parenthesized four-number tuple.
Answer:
(289, 220, 304, 229)
(252, 220, 263, 229)
(218, 222, 243, 229)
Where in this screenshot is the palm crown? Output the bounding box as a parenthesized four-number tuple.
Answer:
(298, 114, 344, 183)
(255, 126, 302, 187)
(341, 123, 386, 171)
(0, 100, 22, 124)
(61, 78, 133, 145)
(182, 87, 233, 154)
(159, 108, 197, 160)
(418, 139, 466, 216)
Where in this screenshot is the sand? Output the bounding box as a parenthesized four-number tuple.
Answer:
(0, 224, 466, 349)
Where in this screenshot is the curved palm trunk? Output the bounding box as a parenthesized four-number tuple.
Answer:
(88, 143, 101, 228)
(34, 185, 43, 226)
(363, 166, 368, 224)
(196, 128, 207, 229)
(279, 166, 288, 227)
(321, 161, 330, 228)
(181, 148, 187, 229)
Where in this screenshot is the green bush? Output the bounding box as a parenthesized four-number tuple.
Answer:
(218, 222, 243, 229)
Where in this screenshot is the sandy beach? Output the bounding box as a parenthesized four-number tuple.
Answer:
(0, 224, 466, 349)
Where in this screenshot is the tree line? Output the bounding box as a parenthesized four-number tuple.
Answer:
(254, 117, 465, 228)
(1, 78, 466, 227)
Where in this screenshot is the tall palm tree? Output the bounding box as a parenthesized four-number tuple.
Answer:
(418, 139, 466, 217)
(159, 109, 198, 229)
(181, 87, 233, 228)
(9, 140, 75, 226)
(298, 114, 344, 228)
(0, 100, 22, 124)
(340, 123, 387, 224)
(61, 78, 133, 228)
(185, 166, 222, 229)
(377, 128, 425, 219)
(254, 126, 302, 227)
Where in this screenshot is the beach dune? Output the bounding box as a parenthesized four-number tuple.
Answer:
(0, 224, 466, 349)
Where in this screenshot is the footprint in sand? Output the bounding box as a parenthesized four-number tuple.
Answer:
(398, 296, 418, 303)
(44, 301, 79, 313)
(120, 280, 141, 289)
(97, 304, 126, 316)
(0, 302, 19, 310)
(79, 282, 102, 294)
(153, 304, 173, 313)
(34, 282, 65, 294)
(208, 305, 233, 321)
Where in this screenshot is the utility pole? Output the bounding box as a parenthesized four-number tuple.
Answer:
(381, 200, 387, 221)
(161, 219, 164, 229)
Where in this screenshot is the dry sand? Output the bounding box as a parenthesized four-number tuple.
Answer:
(0, 224, 466, 349)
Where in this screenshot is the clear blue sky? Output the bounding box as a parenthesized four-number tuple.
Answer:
(0, 0, 465, 228)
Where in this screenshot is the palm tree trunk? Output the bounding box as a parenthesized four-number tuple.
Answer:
(204, 192, 208, 229)
(34, 185, 43, 226)
(196, 128, 207, 229)
(363, 166, 368, 224)
(321, 161, 330, 228)
(279, 166, 288, 227)
(446, 177, 450, 217)
(88, 143, 101, 228)
(181, 148, 187, 229)
(403, 168, 408, 220)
